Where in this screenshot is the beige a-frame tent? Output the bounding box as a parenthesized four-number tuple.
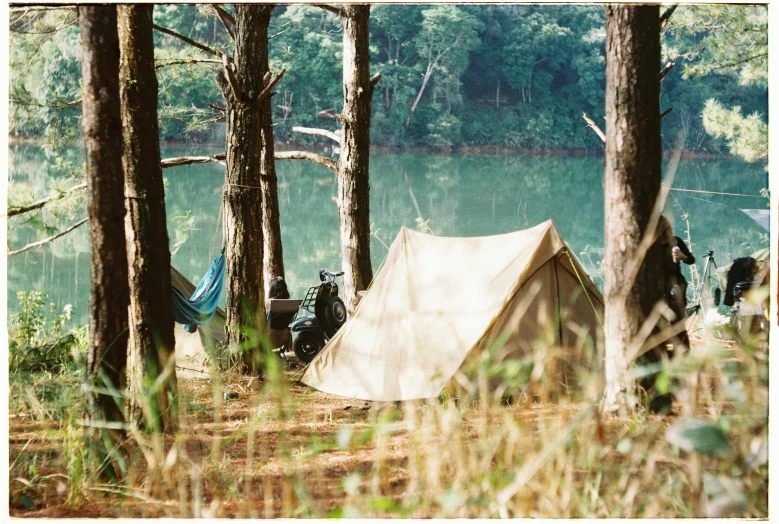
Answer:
(301, 220, 604, 401)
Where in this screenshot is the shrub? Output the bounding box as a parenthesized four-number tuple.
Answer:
(8, 290, 84, 374)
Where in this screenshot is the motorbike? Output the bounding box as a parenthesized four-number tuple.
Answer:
(730, 278, 768, 333)
(291, 269, 348, 363)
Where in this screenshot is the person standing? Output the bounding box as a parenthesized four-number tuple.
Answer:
(657, 215, 696, 349)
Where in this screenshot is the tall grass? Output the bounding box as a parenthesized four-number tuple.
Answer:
(8, 291, 768, 517)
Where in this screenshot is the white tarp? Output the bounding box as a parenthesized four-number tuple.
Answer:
(301, 220, 603, 401)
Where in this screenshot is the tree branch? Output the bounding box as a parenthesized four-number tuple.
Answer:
(10, 5, 76, 13)
(222, 54, 245, 103)
(370, 72, 382, 88)
(659, 5, 678, 29)
(10, 97, 81, 110)
(154, 58, 222, 70)
(210, 4, 234, 40)
(5, 182, 87, 218)
(315, 4, 342, 16)
(161, 150, 339, 172)
(292, 126, 342, 145)
(275, 151, 338, 172)
(257, 68, 286, 102)
(582, 113, 606, 143)
(706, 52, 768, 73)
(8, 217, 88, 256)
(160, 153, 226, 169)
(659, 62, 675, 83)
(317, 109, 344, 123)
(660, 108, 673, 119)
(153, 23, 225, 58)
(210, 4, 235, 25)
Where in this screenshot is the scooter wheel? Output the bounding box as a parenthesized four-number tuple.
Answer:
(325, 296, 347, 329)
(293, 332, 325, 363)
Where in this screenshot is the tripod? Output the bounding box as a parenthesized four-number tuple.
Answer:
(688, 250, 718, 316)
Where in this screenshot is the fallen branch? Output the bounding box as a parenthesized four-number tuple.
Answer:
(154, 58, 222, 70)
(153, 24, 224, 59)
(8, 217, 88, 256)
(292, 126, 341, 145)
(5, 182, 87, 218)
(582, 113, 606, 143)
(275, 151, 338, 172)
(160, 153, 226, 169)
(161, 150, 339, 172)
(210, 4, 234, 39)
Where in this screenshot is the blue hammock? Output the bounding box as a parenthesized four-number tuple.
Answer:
(172, 252, 226, 333)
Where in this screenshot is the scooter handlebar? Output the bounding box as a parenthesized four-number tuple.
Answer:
(319, 269, 345, 281)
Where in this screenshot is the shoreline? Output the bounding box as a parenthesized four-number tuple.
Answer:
(9, 135, 729, 161)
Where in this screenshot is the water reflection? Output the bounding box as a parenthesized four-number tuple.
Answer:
(7, 143, 769, 325)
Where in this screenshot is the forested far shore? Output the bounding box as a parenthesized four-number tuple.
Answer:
(8, 134, 742, 161)
(10, 4, 767, 157)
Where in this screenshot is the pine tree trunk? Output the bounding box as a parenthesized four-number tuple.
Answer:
(217, 5, 268, 373)
(118, 4, 178, 433)
(257, 7, 285, 297)
(602, 5, 663, 413)
(338, 5, 374, 313)
(79, 4, 129, 467)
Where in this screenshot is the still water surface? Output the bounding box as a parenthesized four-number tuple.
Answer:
(7, 144, 769, 325)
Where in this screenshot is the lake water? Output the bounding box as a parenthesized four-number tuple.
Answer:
(7, 143, 769, 326)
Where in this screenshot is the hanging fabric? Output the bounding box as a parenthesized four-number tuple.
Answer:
(172, 251, 226, 333)
(740, 209, 770, 232)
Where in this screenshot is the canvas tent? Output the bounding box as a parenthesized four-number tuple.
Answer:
(301, 220, 604, 401)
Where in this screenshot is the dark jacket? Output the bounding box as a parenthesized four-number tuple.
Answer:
(663, 236, 695, 311)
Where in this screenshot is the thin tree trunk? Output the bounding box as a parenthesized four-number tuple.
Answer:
(407, 64, 433, 127)
(602, 5, 663, 413)
(79, 4, 129, 477)
(255, 6, 285, 299)
(118, 4, 178, 433)
(338, 5, 375, 313)
(216, 4, 267, 374)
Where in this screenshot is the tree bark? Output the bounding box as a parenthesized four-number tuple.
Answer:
(216, 4, 268, 373)
(79, 4, 129, 476)
(338, 5, 375, 313)
(256, 6, 285, 298)
(118, 4, 178, 433)
(602, 5, 663, 413)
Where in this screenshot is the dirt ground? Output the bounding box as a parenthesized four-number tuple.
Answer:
(8, 354, 597, 519)
(8, 331, 767, 518)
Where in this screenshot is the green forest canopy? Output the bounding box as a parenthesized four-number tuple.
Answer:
(9, 4, 767, 155)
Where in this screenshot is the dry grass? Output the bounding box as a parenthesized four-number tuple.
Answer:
(8, 320, 768, 519)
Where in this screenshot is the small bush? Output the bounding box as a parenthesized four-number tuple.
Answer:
(9, 290, 84, 374)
